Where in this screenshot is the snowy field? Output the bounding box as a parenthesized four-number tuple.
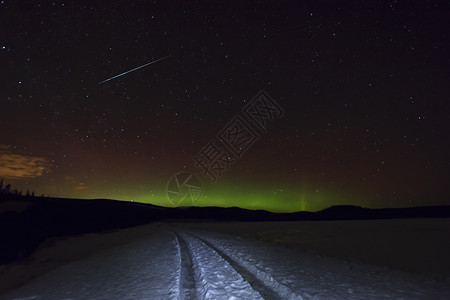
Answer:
(1, 219, 450, 299)
(182, 218, 450, 279)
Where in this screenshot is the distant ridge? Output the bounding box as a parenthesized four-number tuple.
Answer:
(1, 195, 450, 264)
(313, 205, 450, 220)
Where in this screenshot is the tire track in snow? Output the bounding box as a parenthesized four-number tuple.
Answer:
(172, 232, 198, 300)
(188, 232, 304, 300)
(176, 231, 264, 300)
(182, 232, 282, 299)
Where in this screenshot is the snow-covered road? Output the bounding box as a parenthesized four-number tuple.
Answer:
(2, 225, 450, 299)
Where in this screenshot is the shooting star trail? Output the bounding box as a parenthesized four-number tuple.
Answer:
(98, 55, 170, 84)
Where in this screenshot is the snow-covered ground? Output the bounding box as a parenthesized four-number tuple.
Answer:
(1, 220, 450, 299)
(181, 218, 450, 279)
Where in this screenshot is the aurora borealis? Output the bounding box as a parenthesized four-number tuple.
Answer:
(1, 1, 449, 212)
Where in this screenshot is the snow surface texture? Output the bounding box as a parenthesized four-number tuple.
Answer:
(182, 219, 450, 279)
(2, 224, 450, 299)
(2, 229, 181, 299)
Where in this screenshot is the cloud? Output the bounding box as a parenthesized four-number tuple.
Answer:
(0, 146, 50, 179)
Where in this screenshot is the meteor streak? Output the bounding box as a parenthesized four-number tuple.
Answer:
(98, 55, 170, 84)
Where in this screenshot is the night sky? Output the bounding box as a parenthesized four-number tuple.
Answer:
(1, 1, 449, 212)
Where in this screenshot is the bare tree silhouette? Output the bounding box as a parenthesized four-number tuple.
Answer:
(0, 180, 43, 199)
(4, 184, 11, 194)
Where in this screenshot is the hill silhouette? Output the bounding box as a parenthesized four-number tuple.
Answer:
(1, 194, 450, 264)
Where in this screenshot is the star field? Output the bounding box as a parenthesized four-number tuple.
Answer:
(1, 0, 449, 211)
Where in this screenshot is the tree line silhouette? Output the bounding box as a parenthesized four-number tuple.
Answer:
(0, 179, 43, 198)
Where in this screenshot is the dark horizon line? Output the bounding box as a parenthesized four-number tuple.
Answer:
(1, 193, 449, 214)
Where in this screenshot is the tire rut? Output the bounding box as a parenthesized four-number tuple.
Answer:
(173, 232, 198, 300)
(177, 231, 281, 300)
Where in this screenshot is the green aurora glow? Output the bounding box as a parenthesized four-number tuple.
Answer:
(78, 180, 371, 213)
